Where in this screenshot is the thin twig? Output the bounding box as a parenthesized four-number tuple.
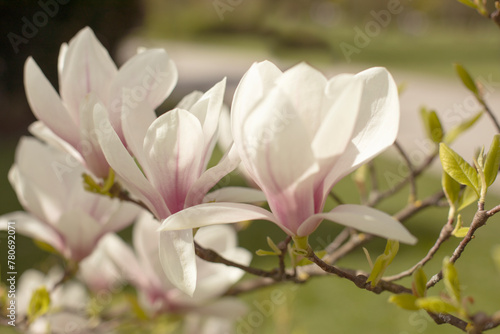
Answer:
(394, 140, 417, 202)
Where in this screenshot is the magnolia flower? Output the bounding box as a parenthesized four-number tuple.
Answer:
(16, 268, 90, 334)
(24, 26, 177, 178)
(159, 61, 416, 289)
(0, 137, 138, 261)
(84, 212, 249, 330)
(94, 78, 264, 294)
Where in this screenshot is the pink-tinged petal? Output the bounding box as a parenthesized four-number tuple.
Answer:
(94, 106, 170, 219)
(60, 27, 117, 118)
(54, 210, 103, 261)
(79, 95, 110, 178)
(0, 212, 64, 253)
(203, 187, 267, 204)
(24, 58, 79, 147)
(28, 122, 84, 168)
(298, 204, 417, 244)
(186, 79, 227, 169)
(185, 144, 241, 207)
(110, 49, 177, 139)
(158, 202, 288, 233)
(143, 108, 205, 213)
(159, 229, 197, 296)
(324, 67, 399, 193)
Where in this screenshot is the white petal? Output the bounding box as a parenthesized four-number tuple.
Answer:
(94, 106, 170, 219)
(121, 100, 156, 165)
(159, 229, 197, 296)
(298, 204, 417, 244)
(203, 187, 267, 204)
(24, 58, 79, 147)
(158, 202, 285, 233)
(324, 67, 399, 193)
(60, 27, 117, 117)
(110, 48, 177, 139)
(0, 212, 64, 252)
(231, 61, 282, 160)
(28, 121, 84, 167)
(79, 94, 110, 178)
(54, 210, 103, 261)
(143, 108, 205, 213)
(185, 144, 240, 207)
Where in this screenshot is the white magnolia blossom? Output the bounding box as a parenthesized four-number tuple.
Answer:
(94, 77, 265, 295)
(24, 26, 177, 178)
(16, 268, 91, 334)
(81, 212, 249, 333)
(0, 137, 138, 261)
(159, 61, 417, 292)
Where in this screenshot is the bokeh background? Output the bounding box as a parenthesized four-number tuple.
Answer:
(1, 0, 500, 333)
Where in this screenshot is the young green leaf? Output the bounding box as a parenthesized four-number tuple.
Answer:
(256, 249, 279, 256)
(416, 296, 459, 314)
(443, 257, 461, 304)
(443, 111, 483, 144)
(442, 171, 461, 207)
(389, 294, 420, 310)
(457, 186, 479, 211)
(28, 286, 51, 322)
(483, 135, 500, 186)
(266, 237, 282, 255)
(455, 0, 478, 10)
(454, 63, 478, 96)
(420, 108, 444, 143)
(367, 240, 399, 287)
(412, 266, 427, 298)
(452, 214, 470, 238)
(440, 143, 479, 194)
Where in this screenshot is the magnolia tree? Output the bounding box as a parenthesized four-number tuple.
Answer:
(2, 3, 500, 333)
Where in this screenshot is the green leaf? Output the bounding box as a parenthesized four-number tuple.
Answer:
(442, 171, 461, 207)
(413, 266, 427, 298)
(455, 0, 478, 10)
(256, 249, 278, 256)
(443, 111, 483, 144)
(416, 296, 459, 314)
(457, 186, 479, 211)
(443, 257, 461, 304)
(266, 237, 282, 255)
(439, 143, 479, 194)
(454, 63, 478, 96)
(367, 240, 399, 287)
(389, 294, 420, 310)
(484, 135, 500, 186)
(452, 214, 469, 238)
(28, 286, 51, 322)
(420, 108, 444, 143)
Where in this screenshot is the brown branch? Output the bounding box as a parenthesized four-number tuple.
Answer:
(427, 208, 489, 288)
(385, 217, 454, 281)
(394, 140, 417, 202)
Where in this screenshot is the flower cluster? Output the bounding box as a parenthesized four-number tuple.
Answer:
(1, 26, 416, 333)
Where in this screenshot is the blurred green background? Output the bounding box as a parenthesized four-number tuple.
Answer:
(1, 0, 500, 333)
